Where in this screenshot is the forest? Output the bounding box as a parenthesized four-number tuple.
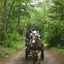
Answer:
(0, 0, 64, 61)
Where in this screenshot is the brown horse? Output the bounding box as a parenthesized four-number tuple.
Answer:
(30, 31, 43, 64)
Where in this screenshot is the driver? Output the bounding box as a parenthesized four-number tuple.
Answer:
(31, 26, 35, 31)
(26, 28, 31, 44)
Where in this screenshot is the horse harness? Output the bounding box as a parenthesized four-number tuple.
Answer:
(30, 33, 42, 50)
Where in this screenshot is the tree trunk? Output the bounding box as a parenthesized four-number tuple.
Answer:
(17, 5, 20, 33)
(55, 3, 57, 20)
(0, 1, 7, 42)
(44, 0, 45, 19)
(43, 0, 45, 40)
(25, 21, 28, 35)
(61, 7, 63, 21)
(6, 1, 15, 32)
(15, 17, 18, 32)
(23, 18, 26, 36)
(17, 17, 20, 33)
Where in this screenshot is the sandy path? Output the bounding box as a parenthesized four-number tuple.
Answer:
(0, 47, 64, 64)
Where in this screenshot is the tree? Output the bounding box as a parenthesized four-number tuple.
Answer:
(0, 1, 7, 41)
(0, 0, 32, 45)
(48, 0, 64, 21)
(6, 1, 15, 32)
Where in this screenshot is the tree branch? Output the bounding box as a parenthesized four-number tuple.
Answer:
(6, 1, 15, 32)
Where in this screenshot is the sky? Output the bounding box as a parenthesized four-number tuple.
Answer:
(31, 0, 51, 5)
(22, 0, 51, 5)
(31, 0, 44, 5)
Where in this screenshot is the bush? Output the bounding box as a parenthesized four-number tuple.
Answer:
(1, 31, 26, 47)
(44, 20, 63, 46)
(12, 31, 20, 41)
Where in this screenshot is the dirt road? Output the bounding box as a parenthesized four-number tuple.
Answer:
(0, 47, 64, 64)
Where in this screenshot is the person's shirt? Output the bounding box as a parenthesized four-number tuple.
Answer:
(26, 31, 31, 39)
(39, 33, 42, 39)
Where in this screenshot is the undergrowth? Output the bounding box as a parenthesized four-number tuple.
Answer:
(51, 45, 64, 60)
(0, 41, 25, 60)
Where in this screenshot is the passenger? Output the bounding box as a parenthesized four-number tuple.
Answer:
(36, 29, 42, 39)
(31, 26, 35, 31)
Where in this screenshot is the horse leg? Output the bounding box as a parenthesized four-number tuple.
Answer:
(37, 52, 41, 64)
(32, 52, 35, 64)
(35, 53, 37, 61)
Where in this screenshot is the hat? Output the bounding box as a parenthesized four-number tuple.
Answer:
(36, 29, 38, 31)
(32, 26, 35, 28)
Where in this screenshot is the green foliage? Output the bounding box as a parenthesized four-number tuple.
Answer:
(51, 45, 64, 60)
(0, 0, 64, 50)
(48, 0, 64, 20)
(1, 31, 25, 47)
(12, 31, 20, 41)
(0, 0, 34, 48)
(44, 20, 63, 46)
(1, 31, 12, 47)
(0, 41, 25, 59)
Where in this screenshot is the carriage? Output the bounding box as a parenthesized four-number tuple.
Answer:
(25, 30, 45, 64)
(25, 42, 45, 60)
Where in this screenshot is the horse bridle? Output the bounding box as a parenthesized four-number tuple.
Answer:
(30, 33, 38, 45)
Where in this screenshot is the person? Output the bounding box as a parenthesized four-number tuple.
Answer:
(31, 26, 35, 31)
(36, 29, 42, 39)
(26, 28, 31, 44)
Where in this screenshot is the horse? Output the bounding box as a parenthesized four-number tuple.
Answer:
(29, 30, 43, 64)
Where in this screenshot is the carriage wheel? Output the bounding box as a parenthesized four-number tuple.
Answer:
(41, 50, 44, 60)
(25, 49, 28, 60)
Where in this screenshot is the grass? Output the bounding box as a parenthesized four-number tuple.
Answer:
(43, 39, 64, 60)
(51, 46, 64, 60)
(45, 43, 64, 60)
(0, 41, 25, 60)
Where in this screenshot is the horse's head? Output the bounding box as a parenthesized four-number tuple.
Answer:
(30, 31, 38, 46)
